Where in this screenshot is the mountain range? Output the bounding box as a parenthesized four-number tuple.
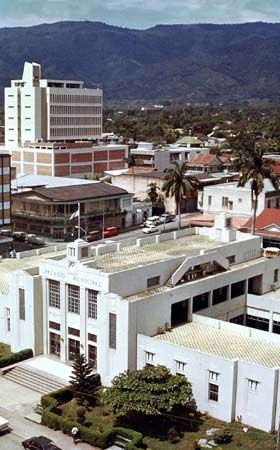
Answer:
(1, 21, 280, 104)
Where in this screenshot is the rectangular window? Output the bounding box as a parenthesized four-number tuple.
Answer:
(19, 288, 25, 320)
(49, 280, 60, 308)
(109, 313, 117, 349)
(68, 338, 80, 361)
(209, 371, 219, 382)
(68, 284, 80, 314)
(208, 195, 212, 206)
(88, 345, 97, 370)
(209, 383, 219, 402)
(176, 360, 186, 374)
(88, 289, 98, 319)
(88, 333, 97, 342)
(274, 269, 279, 283)
(248, 379, 258, 391)
(222, 196, 229, 207)
(6, 307, 11, 333)
(49, 321, 60, 331)
(147, 276, 160, 288)
(68, 327, 80, 337)
(145, 351, 155, 363)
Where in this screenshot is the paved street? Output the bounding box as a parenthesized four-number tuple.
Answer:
(0, 377, 98, 450)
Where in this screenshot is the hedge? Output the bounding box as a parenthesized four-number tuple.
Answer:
(41, 387, 144, 449)
(0, 348, 33, 369)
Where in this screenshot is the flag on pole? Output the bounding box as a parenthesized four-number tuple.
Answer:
(70, 209, 79, 221)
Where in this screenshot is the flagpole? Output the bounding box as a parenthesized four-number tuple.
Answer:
(78, 202, 81, 239)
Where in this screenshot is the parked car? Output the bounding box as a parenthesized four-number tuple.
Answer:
(26, 234, 45, 245)
(13, 231, 27, 241)
(22, 436, 62, 450)
(0, 416, 10, 434)
(143, 225, 161, 234)
(0, 229, 12, 237)
(86, 230, 102, 242)
(159, 214, 175, 224)
(144, 216, 161, 226)
(103, 227, 119, 238)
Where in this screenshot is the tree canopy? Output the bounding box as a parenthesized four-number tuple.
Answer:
(104, 365, 193, 416)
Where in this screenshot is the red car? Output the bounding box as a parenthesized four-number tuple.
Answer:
(103, 227, 119, 238)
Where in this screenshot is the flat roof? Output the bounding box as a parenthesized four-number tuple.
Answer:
(0, 248, 66, 294)
(155, 322, 280, 368)
(95, 234, 221, 273)
(12, 175, 96, 190)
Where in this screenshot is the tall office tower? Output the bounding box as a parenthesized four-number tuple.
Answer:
(5, 62, 103, 149)
(0, 153, 11, 226)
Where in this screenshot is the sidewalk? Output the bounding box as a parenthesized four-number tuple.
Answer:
(0, 406, 99, 450)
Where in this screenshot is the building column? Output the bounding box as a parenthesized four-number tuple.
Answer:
(60, 282, 67, 362)
(208, 290, 213, 308)
(80, 287, 87, 357)
(269, 311, 274, 333)
(188, 298, 193, 322)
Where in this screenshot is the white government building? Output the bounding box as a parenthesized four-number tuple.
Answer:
(2, 215, 280, 432)
(5, 61, 102, 148)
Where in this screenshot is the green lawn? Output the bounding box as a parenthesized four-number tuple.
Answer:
(144, 417, 276, 450)
(0, 343, 11, 359)
(60, 400, 276, 450)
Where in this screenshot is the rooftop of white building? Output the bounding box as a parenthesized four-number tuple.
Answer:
(206, 180, 276, 193)
(94, 234, 221, 273)
(155, 321, 280, 369)
(0, 246, 66, 294)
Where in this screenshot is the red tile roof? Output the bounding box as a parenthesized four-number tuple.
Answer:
(188, 154, 222, 166)
(243, 208, 280, 230)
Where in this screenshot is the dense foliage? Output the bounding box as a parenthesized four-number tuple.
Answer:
(104, 365, 193, 416)
(1, 22, 280, 104)
(0, 348, 33, 368)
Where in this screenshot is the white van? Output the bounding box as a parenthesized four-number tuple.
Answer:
(144, 216, 161, 226)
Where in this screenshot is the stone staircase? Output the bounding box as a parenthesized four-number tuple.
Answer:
(3, 365, 67, 394)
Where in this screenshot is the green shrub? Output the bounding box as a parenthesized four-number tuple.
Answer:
(77, 406, 86, 424)
(0, 348, 33, 368)
(41, 390, 144, 449)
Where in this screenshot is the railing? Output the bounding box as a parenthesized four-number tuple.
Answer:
(13, 208, 122, 220)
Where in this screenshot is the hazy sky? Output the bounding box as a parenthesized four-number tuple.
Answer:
(1, 0, 280, 29)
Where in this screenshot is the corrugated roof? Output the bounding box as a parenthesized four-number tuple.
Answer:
(155, 322, 280, 368)
(188, 154, 222, 166)
(14, 183, 130, 202)
(244, 208, 280, 231)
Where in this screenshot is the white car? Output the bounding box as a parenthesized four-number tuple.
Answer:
(26, 234, 45, 245)
(0, 416, 9, 434)
(142, 225, 161, 234)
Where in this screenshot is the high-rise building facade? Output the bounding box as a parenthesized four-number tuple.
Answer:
(5, 62, 102, 149)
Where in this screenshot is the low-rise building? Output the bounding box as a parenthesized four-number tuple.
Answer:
(12, 142, 128, 178)
(130, 141, 210, 171)
(12, 182, 133, 239)
(200, 181, 280, 216)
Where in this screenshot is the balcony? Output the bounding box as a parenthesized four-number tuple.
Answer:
(12, 207, 122, 221)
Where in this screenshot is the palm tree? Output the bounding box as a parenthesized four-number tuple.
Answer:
(162, 161, 199, 230)
(146, 182, 159, 204)
(233, 134, 279, 234)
